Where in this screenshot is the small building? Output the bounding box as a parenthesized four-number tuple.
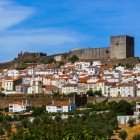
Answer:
(134, 101, 140, 116)
(16, 84, 30, 94)
(46, 100, 76, 113)
(44, 84, 60, 94)
(62, 84, 77, 94)
(2, 77, 22, 94)
(9, 101, 27, 113)
(28, 79, 43, 94)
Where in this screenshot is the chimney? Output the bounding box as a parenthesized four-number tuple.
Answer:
(25, 100, 28, 106)
(22, 100, 23, 106)
(52, 100, 54, 105)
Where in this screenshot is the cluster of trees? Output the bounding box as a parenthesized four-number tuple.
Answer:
(117, 63, 134, 69)
(0, 115, 20, 138)
(69, 55, 79, 63)
(0, 100, 136, 139)
(40, 57, 56, 64)
(86, 89, 102, 97)
(86, 100, 134, 115)
(10, 111, 118, 140)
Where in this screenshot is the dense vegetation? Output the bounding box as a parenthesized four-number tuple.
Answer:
(11, 111, 118, 140)
(0, 100, 135, 139)
(86, 100, 135, 115)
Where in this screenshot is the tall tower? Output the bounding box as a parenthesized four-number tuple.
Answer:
(110, 35, 134, 59)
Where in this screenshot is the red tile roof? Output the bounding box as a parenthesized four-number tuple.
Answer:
(78, 76, 89, 83)
(51, 101, 71, 106)
(44, 84, 59, 90)
(9, 101, 25, 106)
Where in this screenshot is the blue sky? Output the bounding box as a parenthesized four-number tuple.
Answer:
(0, 0, 140, 62)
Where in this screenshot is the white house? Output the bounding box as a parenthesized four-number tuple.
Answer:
(92, 61, 102, 67)
(133, 63, 140, 74)
(62, 84, 77, 94)
(116, 66, 125, 73)
(28, 78, 43, 94)
(109, 85, 119, 97)
(46, 100, 76, 113)
(2, 77, 22, 94)
(96, 77, 107, 96)
(44, 84, 60, 94)
(118, 83, 136, 97)
(134, 101, 140, 117)
(7, 69, 19, 77)
(74, 61, 90, 70)
(86, 66, 99, 75)
(9, 101, 27, 113)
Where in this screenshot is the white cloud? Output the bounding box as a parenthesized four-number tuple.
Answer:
(0, 28, 86, 61)
(0, 0, 34, 30)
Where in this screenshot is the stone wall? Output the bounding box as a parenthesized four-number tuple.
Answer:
(70, 47, 110, 59)
(70, 35, 135, 60)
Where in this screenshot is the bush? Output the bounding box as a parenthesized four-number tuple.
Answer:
(86, 89, 94, 97)
(115, 100, 134, 115)
(132, 134, 140, 140)
(69, 55, 79, 63)
(119, 130, 127, 140)
(0, 93, 5, 97)
(127, 118, 135, 127)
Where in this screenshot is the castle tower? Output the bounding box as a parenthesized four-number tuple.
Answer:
(110, 35, 134, 59)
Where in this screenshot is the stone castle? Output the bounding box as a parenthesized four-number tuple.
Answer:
(18, 52, 47, 59)
(17, 35, 134, 60)
(70, 35, 134, 59)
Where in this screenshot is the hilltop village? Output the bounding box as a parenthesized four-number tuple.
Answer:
(0, 35, 138, 98)
(0, 58, 140, 97)
(0, 35, 140, 139)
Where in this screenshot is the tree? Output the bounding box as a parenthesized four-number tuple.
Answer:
(119, 130, 127, 140)
(125, 63, 133, 69)
(69, 55, 79, 63)
(4, 122, 12, 137)
(32, 106, 45, 117)
(21, 117, 29, 128)
(0, 127, 4, 138)
(132, 134, 140, 140)
(59, 61, 65, 66)
(115, 100, 134, 115)
(127, 118, 135, 127)
(55, 115, 61, 123)
(47, 57, 56, 64)
(108, 101, 117, 111)
(94, 90, 102, 97)
(0, 92, 5, 97)
(86, 89, 94, 97)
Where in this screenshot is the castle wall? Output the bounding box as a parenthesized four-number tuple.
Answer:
(70, 47, 110, 59)
(18, 52, 47, 59)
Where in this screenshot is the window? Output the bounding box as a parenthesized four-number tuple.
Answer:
(115, 41, 119, 45)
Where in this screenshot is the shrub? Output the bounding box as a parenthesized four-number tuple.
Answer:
(86, 89, 94, 97)
(127, 118, 135, 127)
(69, 55, 79, 63)
(119, 130, 127, 140)
(132, 134, 140, 140)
